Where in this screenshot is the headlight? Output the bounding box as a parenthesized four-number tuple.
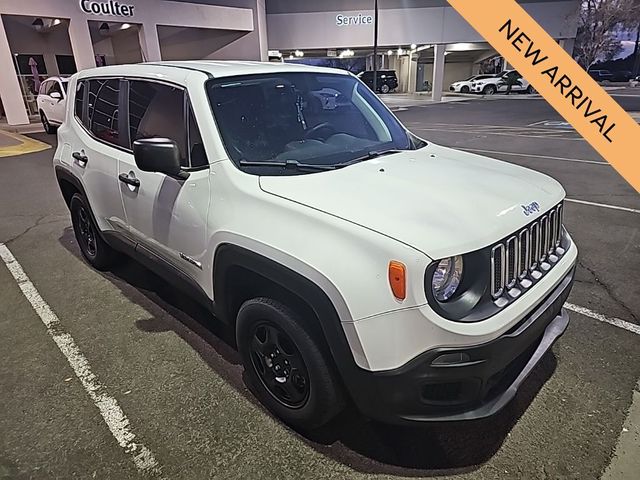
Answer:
(431, 256, 463, 301)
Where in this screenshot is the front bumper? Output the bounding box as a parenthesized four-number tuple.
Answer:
(345, 268, 574, 424)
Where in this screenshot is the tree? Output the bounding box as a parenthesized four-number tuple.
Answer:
(574, 0, 640, 70)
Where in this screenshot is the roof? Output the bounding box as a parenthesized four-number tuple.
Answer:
(75, 60, 351, 82)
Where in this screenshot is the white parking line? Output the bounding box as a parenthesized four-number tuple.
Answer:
(564, 303, 640, 335)
(0, 243, 163, 477)
(458, 147, 608, 165)
(564, 198, 640, 214)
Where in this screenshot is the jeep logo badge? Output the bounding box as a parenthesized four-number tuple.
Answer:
(521, 201, 541, 216)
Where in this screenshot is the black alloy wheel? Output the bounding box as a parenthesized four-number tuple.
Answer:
(76, 204, 97, 258)
(249, 322, 310, 408)
(69, 193, 119, 270)
(236, 297, 345, 430)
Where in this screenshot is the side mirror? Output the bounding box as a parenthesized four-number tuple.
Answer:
(133, 137, 188, 179)
(50, 91, 62, 100)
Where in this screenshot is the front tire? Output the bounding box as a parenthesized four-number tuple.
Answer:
(70, 193, 119, 270)
(380, 84, 390, 94)
(461, 85, 470, 93)
(526, 85, 535, 94)
(483, 85, 497, 95)
(40, 111, 55, 134)
(237, 297, 345, 430)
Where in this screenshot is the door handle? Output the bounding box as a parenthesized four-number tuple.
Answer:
(72, 151, 88, 164)
(118, 173, 140, 188)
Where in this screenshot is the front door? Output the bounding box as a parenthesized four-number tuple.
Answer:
(118, 79, 211, 283)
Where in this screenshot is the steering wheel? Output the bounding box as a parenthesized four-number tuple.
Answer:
(304, 122, 335, 140)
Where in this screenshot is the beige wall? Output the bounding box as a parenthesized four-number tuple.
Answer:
(418, 61, 474, 91)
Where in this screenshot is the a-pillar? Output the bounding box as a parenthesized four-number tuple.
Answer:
(431, 43, 445, 102)
(0, 15, 29, 125)
(68, 18, 96, 70)
(138, 24, 162, 62)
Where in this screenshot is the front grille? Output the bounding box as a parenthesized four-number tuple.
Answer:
(490, 202, 565, 300)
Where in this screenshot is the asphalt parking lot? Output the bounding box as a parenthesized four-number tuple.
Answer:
(1, 94, 639, 480)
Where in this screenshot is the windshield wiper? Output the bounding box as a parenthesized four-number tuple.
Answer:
(239, 159, 336, 171)
(334, 149, 404, 168)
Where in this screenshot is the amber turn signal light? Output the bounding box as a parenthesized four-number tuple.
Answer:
(388, 261, 406, 300)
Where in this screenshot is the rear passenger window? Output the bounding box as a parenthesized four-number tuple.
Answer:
(74, 81, 84, 121)
(88, 79, 122, 147)
(128, 80, 187, 166)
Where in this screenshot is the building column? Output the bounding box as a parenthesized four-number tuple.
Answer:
(138, 24, 162, 62)
(68, 18, 96, 70)
(560, 38, 575, 57)
(255, 0, 268, 61)
(431, 43, 445, 102)
(408, 53, 417, 93)
(0, 15, 29, 125)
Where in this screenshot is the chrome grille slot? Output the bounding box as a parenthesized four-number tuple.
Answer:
(488, 202, 565, 304)
(555, 204, 563, 247)
(529, 222, 540, 270)
(540, 215, 549, 260)
(505, 236, 517, 288)
(518, 228, 529, 278)
(549, 209, 557, 253)
(490, 244, 505, 298)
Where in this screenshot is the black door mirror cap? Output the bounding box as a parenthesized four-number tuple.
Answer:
(132, 137, 189, 180)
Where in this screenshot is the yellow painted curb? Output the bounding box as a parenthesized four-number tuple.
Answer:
(0, 130, 51, 158)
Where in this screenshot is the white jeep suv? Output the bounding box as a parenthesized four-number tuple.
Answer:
(37, 76, 69, 133)
(54, 61, 576, 429)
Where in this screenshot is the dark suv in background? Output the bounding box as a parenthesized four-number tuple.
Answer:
(358, 70, 398, 93)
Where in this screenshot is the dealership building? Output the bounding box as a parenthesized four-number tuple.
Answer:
(0, 0, 580, 125)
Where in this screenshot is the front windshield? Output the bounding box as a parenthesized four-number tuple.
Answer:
(206, 72, 414, 174)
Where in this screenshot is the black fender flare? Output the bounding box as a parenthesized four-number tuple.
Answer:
(212, 243, 367, 391)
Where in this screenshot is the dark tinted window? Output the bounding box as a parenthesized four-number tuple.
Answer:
(49, 81, 63, 97)
(187, 105, 207, 168)
(88, 79, 122, 147)
(74, 81, 84, 120)
(128, 80, 187, 165)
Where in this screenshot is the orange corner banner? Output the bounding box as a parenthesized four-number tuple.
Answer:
(447, 0, 640, 193)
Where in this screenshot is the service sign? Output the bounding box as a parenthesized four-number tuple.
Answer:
(335, 13, 373, 27)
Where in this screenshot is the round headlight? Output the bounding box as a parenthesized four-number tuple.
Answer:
(432, 256, 463, 301)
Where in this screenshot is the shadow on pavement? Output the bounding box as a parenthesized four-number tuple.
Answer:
(60, 227, 557, 477)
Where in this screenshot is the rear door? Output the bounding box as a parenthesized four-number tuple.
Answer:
(118, 78, 211, 281)
(36, 80, 52, 118)
(67, 77, 128, 235)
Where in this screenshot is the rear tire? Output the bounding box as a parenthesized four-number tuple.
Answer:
(526, 85, 535, 94)
(70, 193, 119, 270)
(483, 85, 497, 95)
(40, 111, 55, 134)
(237, 297, 345, 430)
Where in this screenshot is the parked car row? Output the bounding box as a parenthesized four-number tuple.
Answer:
(450, 70, 535, 95)
(588, 69, 638, 83)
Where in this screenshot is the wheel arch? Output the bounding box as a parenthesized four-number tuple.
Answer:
(212, 243, 369, 374)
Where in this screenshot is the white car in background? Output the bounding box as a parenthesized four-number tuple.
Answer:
(471, 70, 534, 95)
(449, 74, 497, 93)
(37, 76, 69, 133)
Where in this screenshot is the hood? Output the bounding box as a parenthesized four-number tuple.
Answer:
(259, 144, 565, 259)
